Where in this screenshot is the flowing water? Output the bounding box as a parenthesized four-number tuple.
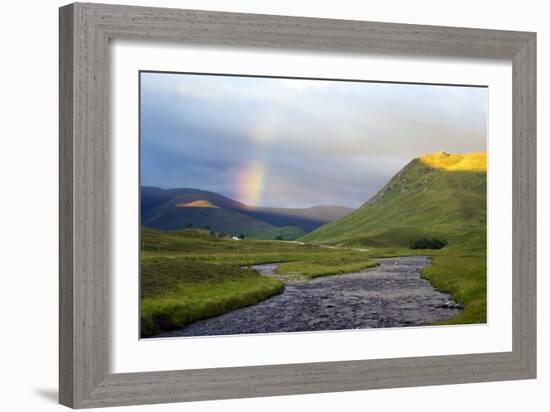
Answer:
(156, 256, 460, 337)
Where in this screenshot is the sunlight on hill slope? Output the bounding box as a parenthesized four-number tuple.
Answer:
(175, 200, 219, 208)
(419, 151, 486, 172)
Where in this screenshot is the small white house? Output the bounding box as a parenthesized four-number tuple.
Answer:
(232, 236, 241, 240)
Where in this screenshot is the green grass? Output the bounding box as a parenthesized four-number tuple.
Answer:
(140, 259, 283, 337)
(275, 258, 378, 279)
(251, 225, 306, 240)
(420, 251, 486, 324)
(142, 227, 313, 255)
(141, 227, 374, 265)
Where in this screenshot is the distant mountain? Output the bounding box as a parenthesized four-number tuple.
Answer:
(243, 205, 354, 232)
(140, 186, 354, 240)
(300, 152, 487, 248)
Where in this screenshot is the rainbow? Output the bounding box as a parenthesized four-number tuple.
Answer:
(233, 109, 282, 206)
(235, 160, 265, 206)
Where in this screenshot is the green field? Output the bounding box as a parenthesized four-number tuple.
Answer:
(140, 228, 378, 337)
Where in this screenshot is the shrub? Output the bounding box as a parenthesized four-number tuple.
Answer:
(409, 238, 448, 250)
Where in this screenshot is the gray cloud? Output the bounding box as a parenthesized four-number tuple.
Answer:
(140, 72, 487, 208)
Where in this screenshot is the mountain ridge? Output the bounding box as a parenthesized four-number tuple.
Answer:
(141, 186, 354, 239)
(300, 151, 487, 248)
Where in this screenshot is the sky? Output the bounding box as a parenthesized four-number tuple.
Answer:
(140, 72, 487, 209)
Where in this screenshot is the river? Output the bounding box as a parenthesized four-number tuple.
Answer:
(156, 256, 460, 337)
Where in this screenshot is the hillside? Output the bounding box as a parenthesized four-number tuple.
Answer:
(141, 187, 353, 240)
(300, 152, 487, 248)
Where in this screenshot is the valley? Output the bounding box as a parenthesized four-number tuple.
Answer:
(140, 152, 487, 338)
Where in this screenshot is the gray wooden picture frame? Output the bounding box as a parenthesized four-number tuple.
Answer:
(59, 2, 536, 409)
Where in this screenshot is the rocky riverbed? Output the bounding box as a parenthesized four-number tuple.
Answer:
(156, 256, 460, 337)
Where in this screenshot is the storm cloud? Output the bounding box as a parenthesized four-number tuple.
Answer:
(140, 72, 487, 208)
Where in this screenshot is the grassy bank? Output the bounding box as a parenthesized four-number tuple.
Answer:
(140, 228, 378, 337)
(337, 243, 486, 325)
(420, 251, 486, 324)
(330, 238, 487, 324)
(275, 258, 378, 279)
(141, 259, 283, 337)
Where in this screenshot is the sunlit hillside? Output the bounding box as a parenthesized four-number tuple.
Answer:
(300, 151, 487, 324)
(419, 151, 486, 172)
(300, 151, 487, 248)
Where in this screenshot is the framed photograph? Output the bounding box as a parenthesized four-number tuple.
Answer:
(59, 2, 536, 408)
